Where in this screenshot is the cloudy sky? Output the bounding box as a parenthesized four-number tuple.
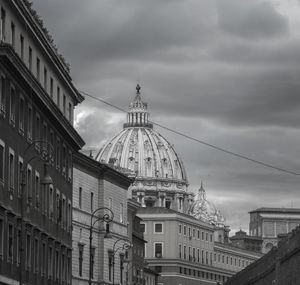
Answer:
(33, 0, 300, 233)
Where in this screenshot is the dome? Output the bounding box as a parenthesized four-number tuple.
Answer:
(188, 182, 225, 226)
(96, 85, 190, 211)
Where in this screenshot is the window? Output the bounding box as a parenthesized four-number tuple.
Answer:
(0, 75, 5, 116)
(8, 224, 13, 262)
(9, 85, 15, 124)
(120, 203, 123, 223)
(17, 156, 23, 196)
(35, 114, 40, 142)
(154, 223, 163, 233)
(56, 190, 61, 222)
(57, 86, 60, 109)
(91, 192, 94, 213)
(197, 230, 200, 239)
(193, 228, 195, 238)
(179, 244, 182, 258)
(36, 57, 40, 81)
(34, 238, 39, 273)
(27, 165, 32, 203)
(183, 225, 186, 235)
(206, 233, 208, 241)
(68, 151, 72, 180)
(79, 187, 82, 209)
(183, 246, 186, 259)
(188, 227, 191, 236)
(44, 68, 47, 91)
(34, 171, 40, 208)
(62, 145, 66, 175)
(62, 196, 66, 227)
(78, 244, 84, 277)
(154, 243, 162, 258)
(20, 35, 24, 60)
(109, 255, 113, 281)
(63, 94, 66, 115)
(197, 248, 200, 262)
(50, 77, 54, 98)
(210, 234, 213, 242)
(26, 234, 31, 269)
(27, 104, 32, 140)
(0, 140, 4, 181)
(68, 103, 72, 122)
(91, 247, 95, 279)
(55, 250, 59, 280)
(19, 96, 24, 134)
(0, 219, 3, 258)
(0, 8, 6, 41)
(178, 224, 182, 234)
(49, 185, 54, 217)
(67, 200, 71, 231)
(140, 223, 145, 233)
(201, 231, 204, 240)
(10, 21, 15, 47)
(56, 138, 60, 169)
(48, 246, 53, 278)
(8, 148, 15, 189)
(29, 47, 32, 71)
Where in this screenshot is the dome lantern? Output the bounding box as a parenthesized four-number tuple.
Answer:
(124, 84, 153, 129)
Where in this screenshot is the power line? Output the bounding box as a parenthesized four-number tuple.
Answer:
(79, 90, 300, 176)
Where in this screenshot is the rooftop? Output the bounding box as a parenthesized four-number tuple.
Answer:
(249, 207, 300, 214)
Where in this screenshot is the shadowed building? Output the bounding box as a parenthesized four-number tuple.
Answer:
(0, 1, 84, 284)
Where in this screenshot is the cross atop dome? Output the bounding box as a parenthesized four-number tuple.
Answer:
(136, 84, 141, 94)
(123, 85, 153, 129)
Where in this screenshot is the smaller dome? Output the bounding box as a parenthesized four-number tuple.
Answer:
(188, 182, 225, 226)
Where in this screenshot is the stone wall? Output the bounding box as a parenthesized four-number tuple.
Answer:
(225, 226, 300, 285)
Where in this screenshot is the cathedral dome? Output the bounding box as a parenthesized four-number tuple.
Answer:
(188, 182, 225, 226)
(96, 85, 190, 210)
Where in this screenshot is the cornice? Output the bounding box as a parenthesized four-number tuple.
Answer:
(0, 44, 85, 149)
(11, 0, 84, 104)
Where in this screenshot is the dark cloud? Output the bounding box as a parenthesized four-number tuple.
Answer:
(33, 0, 300, 232)
(216, 0, 289, 39)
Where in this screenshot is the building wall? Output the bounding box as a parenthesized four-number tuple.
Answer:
(0, 0, 79, 123)
(225, 226, 300, 285)
(72, 155, 132, 285)
(0, 1, 84, 285)
(138, 208, 262, 285)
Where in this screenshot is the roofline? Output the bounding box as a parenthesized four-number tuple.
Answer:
(249, 207, 300, 214)
(12, 0, 84, 104)
(74, 151, 135, 187)
(0, 44, 85, 149)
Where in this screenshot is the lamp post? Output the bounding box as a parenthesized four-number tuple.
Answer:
(112, 238, 132, 285)
(19, 140, 54, 285)
(88, 207, 114, 285)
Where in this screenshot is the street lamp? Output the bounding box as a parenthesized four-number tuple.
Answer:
(112, 238, 132, 285)
(89, 207, 114, 285)
(19, 140, 54, 285)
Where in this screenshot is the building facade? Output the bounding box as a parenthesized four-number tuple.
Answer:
(72, 152, 143, 285)
(0, 1, 84, 285)
(138, 207, 262, 285)
(249, 207, 300, 253)
(225, 226, 300, 285)
(230, 230, 262, 253)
